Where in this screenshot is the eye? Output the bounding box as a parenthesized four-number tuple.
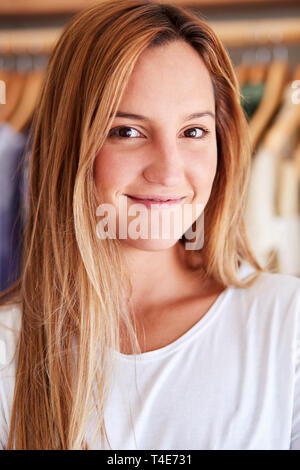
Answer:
(108, 125, 210, 140)
(108, 126, 142, 139)
(182, 127, 210, 139)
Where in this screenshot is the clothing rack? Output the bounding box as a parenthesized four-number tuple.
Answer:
(0, 17, 300, 55)
(0, 0, 299, 15)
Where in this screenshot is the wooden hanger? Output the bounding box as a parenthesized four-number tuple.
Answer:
(235, 62, 249, 89)
(247, 48, 270, 85)
(262, 64, 300, 156)
(0, 68, 8, 114)
(0, 70, 27, 123)
(7, 68, 45, 133)
(0, 68, 7, 87)
(249, 57, 289, 151)
(247, 62, 267, 85)
(293, 140, 300, 184)
(239, 50, 270, 123)
(276, 151, 299, 217)
(236, 50, 266, 89)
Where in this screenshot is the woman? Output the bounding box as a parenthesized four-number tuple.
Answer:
(0, 0, 299, 450)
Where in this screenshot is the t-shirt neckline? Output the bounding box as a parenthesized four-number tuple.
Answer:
(113, 285, 233, 362)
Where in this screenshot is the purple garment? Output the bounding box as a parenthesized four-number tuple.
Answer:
(0, 123, 28, 292)
(20, 146, 31, 229)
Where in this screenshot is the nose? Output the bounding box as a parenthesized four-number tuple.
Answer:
(142, 140, 185, 186)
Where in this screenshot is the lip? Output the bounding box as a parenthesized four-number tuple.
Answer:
(125, 194, 185, 201)
(125, 194, 185, 209)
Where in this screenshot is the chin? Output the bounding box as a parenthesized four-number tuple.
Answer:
(120, 237, 181, 252)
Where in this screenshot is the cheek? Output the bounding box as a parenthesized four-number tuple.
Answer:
(93, 149, 139, 194)
(192, 147, 218, 188)
(94, 150, 116, 184)
(93, 151, 118, 204)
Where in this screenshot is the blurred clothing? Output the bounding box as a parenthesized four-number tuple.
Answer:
(0, 123, 28, 292)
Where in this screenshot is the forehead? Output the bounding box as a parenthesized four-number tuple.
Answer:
(119, 40, 215, 114)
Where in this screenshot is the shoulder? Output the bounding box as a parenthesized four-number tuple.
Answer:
(237, 261, 300, 300)
(239, 270, 300, 302)
(229, 268, 300, 341)
(0, 302, 22, 369)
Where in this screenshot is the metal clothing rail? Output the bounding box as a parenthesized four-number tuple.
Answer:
(0, 28, 60, 55)
(0, 0, 299, 15)
(212, 18, 300, 48)
(0, 17, 300, 54)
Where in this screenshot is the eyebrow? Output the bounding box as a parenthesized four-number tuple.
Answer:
(110, 110, 215, 121)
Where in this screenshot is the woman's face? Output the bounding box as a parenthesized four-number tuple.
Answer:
(94, 40, 217, 251)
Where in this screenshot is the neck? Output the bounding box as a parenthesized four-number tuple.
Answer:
(121, 241, 205, 314)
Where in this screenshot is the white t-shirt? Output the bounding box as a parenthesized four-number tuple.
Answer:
(1, 269, 300, 450)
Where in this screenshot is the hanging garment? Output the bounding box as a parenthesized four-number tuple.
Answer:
(275, 157, 300, 276)
(240, 82, 265, 121)
(19, 145, 31, 229)
(0, 123, 27, 292)
(245, 146, 280, 269)
(245, 145, 300, 276)
(245, 82, 300, 275)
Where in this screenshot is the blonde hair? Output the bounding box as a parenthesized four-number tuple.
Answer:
(0, 0, 264, 449)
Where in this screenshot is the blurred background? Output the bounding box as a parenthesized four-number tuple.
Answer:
(0, 0, 300, 293)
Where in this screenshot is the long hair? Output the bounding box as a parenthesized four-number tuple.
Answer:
(0, 0, 264, 449)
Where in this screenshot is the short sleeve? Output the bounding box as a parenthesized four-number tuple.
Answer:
(290, 340, 300, 449)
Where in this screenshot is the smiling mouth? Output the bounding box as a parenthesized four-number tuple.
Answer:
(125, 194, 185, 201)
(125, 194, 185, 208)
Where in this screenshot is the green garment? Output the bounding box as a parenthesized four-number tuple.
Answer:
(240, 82, 265, 121)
